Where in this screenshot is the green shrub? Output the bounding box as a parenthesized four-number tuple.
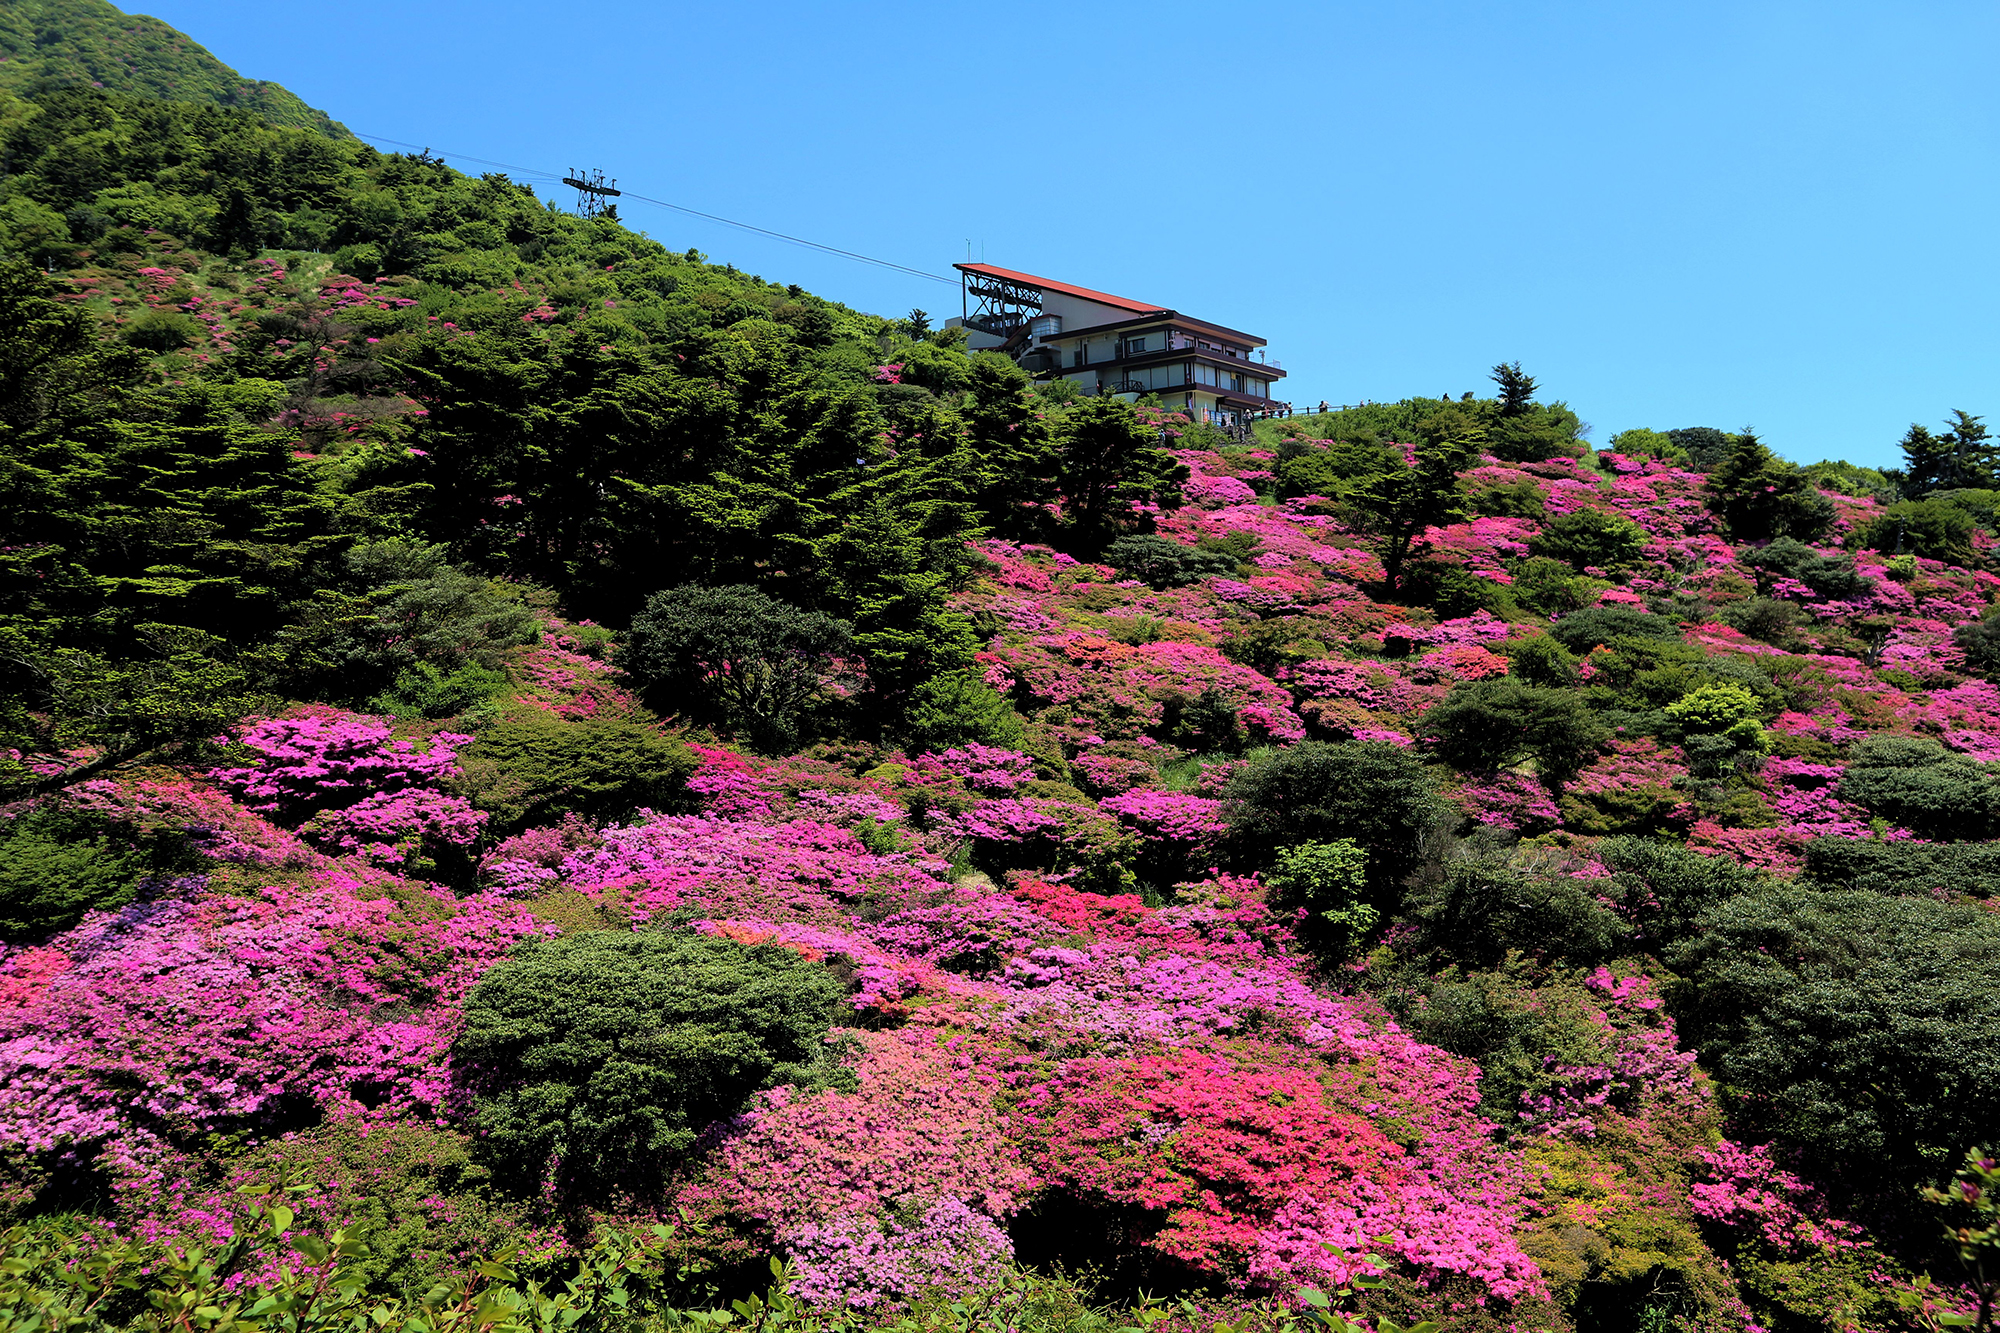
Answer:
(1668, 886, 2000, 1204)
(1957, 612, 2000, 678)
(1103, 534, 1236, 589)
(1739, 536, 1872, 601)
(1704, 432, 1835, 543)
(617, 584, 853, 753)
(1855, 499, 1980, 567)
(896, 669, 1024, 752)
(1526, 509, 1649, 572)
(0, 806, 195, 942)
(1509, 557, 1607, 619)
(122, 308, 198, 350)
(1548, 606, 1681, 654)
(298, 539, 540, 702)
(457, 930, 844, 1196)
(1604, 427, 1686, 465)
(1223, 741, 1447, 902)
(1391, 968, 1631, 1127)
(1408, 860, 1627, 970)
(1714, 596, 1804, 646)
(1801, 837, 2000, 899)
(1597, 836, 1765, 948)
(1505, 635, 1581, 688)
(1835, 735, 2000, 841)
(458, 714, 697, 833)
(1423, 679, 1606, 788)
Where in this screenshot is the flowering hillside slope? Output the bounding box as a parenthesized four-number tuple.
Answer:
(5, 408, 1999, 1332)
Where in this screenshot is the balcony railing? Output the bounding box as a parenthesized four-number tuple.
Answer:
(1159, 335, 1281, 370)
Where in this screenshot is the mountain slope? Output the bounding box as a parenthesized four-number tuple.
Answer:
(0, 0, 346, 136)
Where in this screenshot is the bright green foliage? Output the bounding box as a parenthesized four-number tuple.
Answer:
(1801, 457, 1893, 499)
(370, 661, 508, 720)
(0, 0, 346, 136)
(1423, 678, 1607, 789)
(1047, 396, 1188, 551)
(1703, 430, 1835, 543)
(1835, 735, 2000, 842)
(1666, 683, 1771, 777)
(456, 930, 844, 1195)
(1224, 741, 1447, 902)
(897, 668, 1024, 752)
(1266, 839, 1379, 959)
(1605, 428, 1686, 464)
(1917, 1146, 2000, 1333)
(1526, 509, 1649, 572)
(0, 804, 193, 941)
(618, 585, 854, 752)
(458, 714, 697, 833)
(0, 1190, 688, 1332)
(1273, 434, 1401, 501)
(1669, 887, 2000, 1205)
(1857, 498, 1981, 566)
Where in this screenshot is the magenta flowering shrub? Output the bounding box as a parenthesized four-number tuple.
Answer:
(1098, 789, 1227, 844)
(556, 812, 948, 925)
(1689, 1141, 1860, 1253)
(1517, 968, 1700, 1138)
(210, 714, 471, 817)
(207, 712, 484, 866)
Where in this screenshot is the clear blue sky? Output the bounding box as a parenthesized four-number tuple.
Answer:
(140, 0, 1997, 470)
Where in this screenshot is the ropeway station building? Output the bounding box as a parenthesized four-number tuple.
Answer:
(944, 263, 1287, 430)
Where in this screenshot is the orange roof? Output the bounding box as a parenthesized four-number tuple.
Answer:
(954, 263, 1165, 315)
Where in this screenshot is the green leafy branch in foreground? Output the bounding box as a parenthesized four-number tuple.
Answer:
(0, 1189, 1437, 1333)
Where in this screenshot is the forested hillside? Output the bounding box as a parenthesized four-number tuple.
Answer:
(0, 0, 344, 135)
(3, 63, 2000, 1333)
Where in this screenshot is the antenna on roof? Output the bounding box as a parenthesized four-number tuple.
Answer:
(562, 168, 622, 220)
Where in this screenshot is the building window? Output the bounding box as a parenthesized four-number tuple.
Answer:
(1072, 347, 1084, 368)
(1126, 335, 1146, 354)
(1031, 315, 1061, 340)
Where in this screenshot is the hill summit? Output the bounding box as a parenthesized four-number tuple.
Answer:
(0, 0, 346, 136)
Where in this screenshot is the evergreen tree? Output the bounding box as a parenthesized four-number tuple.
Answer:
(1491, 361, 1537, 416)
(1048, 396, 1187, 551)
(1703, 427, 1834, 542)
(1895, 410, 1996, 497)
(1350, 419, 1480, 593)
